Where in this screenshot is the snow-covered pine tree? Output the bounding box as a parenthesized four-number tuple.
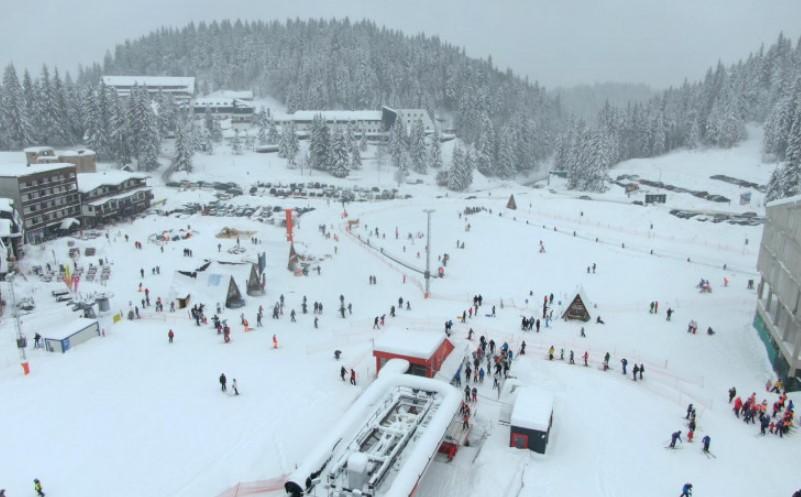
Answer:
(173, 122, 194, 173)
(475, 114, 496, 176)
(329, 128, 350, 178)
(1, 64, 31, 148)
(409, 119, 427, 174)
(256, 108, 269, 145)
(765, 167, 786, 201)
(463, 145, 475, 189)
(428, 129, 443, 169)
(138, 109, 161, 171)
(286, 122, 299, 166)
(278, 122, 290, 158)
(389, 121, 407, 170)
(447, 143, 466, 191)
(350, 132, 362, 170)
(21, 69, 38, 144)
(496, 129, 516, 178)
(267, 116, 279, 144)
(50, 68, 72, 146)
(110, 92, 132, 165)
(309, 114, 331, 171)
(359, 126, 368, 152)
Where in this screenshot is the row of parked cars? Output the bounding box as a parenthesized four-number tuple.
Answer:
(250, 181, 408, 202)
(166, 180, 245, 197)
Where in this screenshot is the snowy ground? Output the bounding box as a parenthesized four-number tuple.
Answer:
(1, 128, 798, 497)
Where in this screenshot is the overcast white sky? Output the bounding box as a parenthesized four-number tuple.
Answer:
(2, 0, 800, 89)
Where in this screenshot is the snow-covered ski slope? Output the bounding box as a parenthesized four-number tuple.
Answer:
(0, 127, 798, 497)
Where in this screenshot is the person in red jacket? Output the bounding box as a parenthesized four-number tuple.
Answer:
(583, 351, 589, 367)
(168, 329, 174, 343)
(733, 396, 743, 417)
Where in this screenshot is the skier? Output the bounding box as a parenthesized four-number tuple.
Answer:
(314, 317, 319, 329)
(638, 363, 644, 380)
(34, 479, 45, 497)
(632, 364, 639, 381)
(603, 352, 610, 371)
(669, 430, 682, 448)
(232, 378, 239, 396)
(583, 351, 589, 367)
(168, 329, 174, 343)
(569, 350, 575, 365)
(272, 334, 279, 349)
(686, 404, 694, 419)
(340, 366, 347, 381)
(548, 345, 555, 361)
(621, 358, 628, 375)
(219, 373, 227, 392)
(290, 309, 296, 322)
(350, 369, 357, 386)
(701, 435, 711, 453)
(667, 307, 673, 321)
(680, 483, 693, 497)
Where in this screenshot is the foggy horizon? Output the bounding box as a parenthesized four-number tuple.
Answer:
(2, 0, 801, 91)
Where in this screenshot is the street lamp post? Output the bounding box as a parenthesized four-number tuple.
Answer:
(423, 209, 435, 298)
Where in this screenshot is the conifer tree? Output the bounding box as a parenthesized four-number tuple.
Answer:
(329, 128, 350, 178)
(173, 122, 194, 172)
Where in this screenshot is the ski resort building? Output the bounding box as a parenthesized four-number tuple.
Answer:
(0, 198, 24, 259)
(192, 96, 255, 124)
(284, 364, 461, 497)
(754, 194, 801, 390)
(77, 171, 152, 228)
(0, 163, 80, 243)
(21, 312, 100, 353)
(373, 330, 454, 378)
(101, 76, 196, 104)
(24, 147, 96, 172)
(275, 106, 435, 137)
(510, 387, 555, 454)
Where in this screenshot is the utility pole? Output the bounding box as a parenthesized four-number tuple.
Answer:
(423, 209, 435, 298)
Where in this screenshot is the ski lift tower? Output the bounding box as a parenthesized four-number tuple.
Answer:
(423, 209, 435, 298)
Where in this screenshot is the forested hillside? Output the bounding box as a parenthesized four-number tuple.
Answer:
(555, 33, 801, 199)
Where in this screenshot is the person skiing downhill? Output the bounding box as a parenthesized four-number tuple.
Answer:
(701, 435, 711, 453)
(680, 483, 693, 497)
(168, 329, 174, 343)
(219, 373, 227, 392)
(340, 366, 347, 381)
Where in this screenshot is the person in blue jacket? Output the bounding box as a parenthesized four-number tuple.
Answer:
(669, 430, 683, 448)
(701, 435, 711, 453)
(680, 483, 693, 497)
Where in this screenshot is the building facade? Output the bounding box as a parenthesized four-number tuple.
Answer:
(25, 147, 97, 172)
(274, 106, 435, 137)
(101, 76, 196, 104)
(755, 194, 801, 390)
(0, 163, 80, 243)
(77, 171, 152, 228)
(0, 198, 24, 260)
(192, 97, 255, 124)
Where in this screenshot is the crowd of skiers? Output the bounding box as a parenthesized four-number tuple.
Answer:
(729, 382, 796, 437)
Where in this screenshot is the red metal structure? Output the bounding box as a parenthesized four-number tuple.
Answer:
(373, 331, 454, 378)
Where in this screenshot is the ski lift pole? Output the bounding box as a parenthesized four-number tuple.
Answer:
(423, 209, 435, 298)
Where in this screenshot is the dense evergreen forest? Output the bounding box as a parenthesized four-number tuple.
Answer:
(1, 19, 799, 198)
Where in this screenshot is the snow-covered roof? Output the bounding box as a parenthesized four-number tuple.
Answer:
(77, 171, 148, 193)
(59, 149, 96, 158)
(102, 76, 195, 93)
(87, 187, 150, 207)
(374, 330, 447, 359)
(23, 146, 55, 154)
(511, 386, 554, 432)
(766, 193, 801, 209)
(280, 110, 383, 122)
(0, 219, 12, 237)
(21, 311, 97, 341)
(207, 90, 254, 100)
(0, 198, 15, 212)
(0, 163, 76, 177)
